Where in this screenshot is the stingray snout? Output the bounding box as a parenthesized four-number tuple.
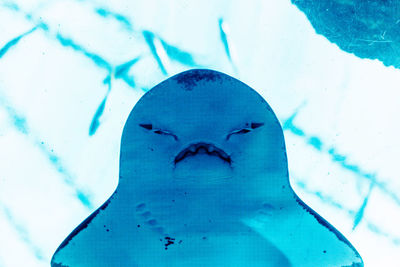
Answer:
(174, 142, 231, 165)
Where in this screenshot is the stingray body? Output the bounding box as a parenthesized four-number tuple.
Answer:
(51, 70, 363, 267)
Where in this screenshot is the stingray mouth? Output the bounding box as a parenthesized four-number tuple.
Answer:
(174, 142, 231, 165)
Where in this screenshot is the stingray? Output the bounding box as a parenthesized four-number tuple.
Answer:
(51, 69, 363, 267)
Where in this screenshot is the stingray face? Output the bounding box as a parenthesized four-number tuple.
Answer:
(119, 70, 288, 200)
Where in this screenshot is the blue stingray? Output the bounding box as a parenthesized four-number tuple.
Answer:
(51, 69, 363, 266)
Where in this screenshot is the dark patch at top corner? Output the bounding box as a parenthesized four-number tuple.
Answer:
(173, 69, 222, 91)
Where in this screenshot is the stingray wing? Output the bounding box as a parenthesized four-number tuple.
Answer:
(51, 195, 139, 267)
(243, 195, 363, 267)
